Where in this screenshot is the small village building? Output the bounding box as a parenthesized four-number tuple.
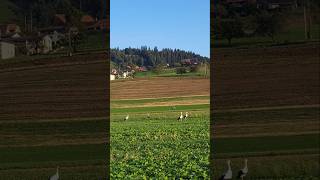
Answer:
(50, 31, 65, 47)
(110, 74, 116, 81)
(42, 35, 53, 54)
(0, 41, 15, 59)
(81, 15, 96, 27)
(87, 19, 109, 31)
(54, 14, 67, 26)
(0, 24, 21, 35)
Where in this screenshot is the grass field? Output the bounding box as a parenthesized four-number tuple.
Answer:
(213, 9, 320, 48)
(111, 78, 210, 178)
(0, 54, 108, 179)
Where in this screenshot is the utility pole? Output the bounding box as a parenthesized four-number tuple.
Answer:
(25, 15, 27, 32)
(69, 28, 72, 56)
(304, 0, 311, 39)
(30, 10, 33, 32)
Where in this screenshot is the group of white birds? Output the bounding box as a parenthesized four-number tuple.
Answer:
(123, 112, 189, 121)
(177, 111, 189, 121)
(219, 159, 248, 180)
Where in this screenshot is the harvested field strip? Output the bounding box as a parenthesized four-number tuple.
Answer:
(212, 106, 319, 124)
(111, 104, 209, 114)
(111, 77, 209, 99)
(212, 107, 319, 137)
(212, 134, 319, 154)
(0, 144, 106, 165)
(111, 96, 209, 108)
(214, 149, 319, 159)
(213, 104, 320, 113)
(0, 119, 107, 147)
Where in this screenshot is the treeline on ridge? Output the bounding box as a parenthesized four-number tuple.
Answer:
(111, 46, 209, 70)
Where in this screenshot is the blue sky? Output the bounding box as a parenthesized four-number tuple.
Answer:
(111, 0, 210, 57)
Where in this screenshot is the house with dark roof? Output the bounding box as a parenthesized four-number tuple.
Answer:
(0, 24, 21, 36)
(87, 19, 109, 31)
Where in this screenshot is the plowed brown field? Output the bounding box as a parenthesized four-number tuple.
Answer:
(0, 54, 109, 121)
(212, 42, 320, 110)
(111, 77, 210, 99)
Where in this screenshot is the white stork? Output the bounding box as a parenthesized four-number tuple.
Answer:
(219, 160, 232, 180)
(177, 112, 183, 121)
(49, 166, 59, 180)
(184, 112, 189, 120)
(124, 114, 129, 121)
(237, 159, 248, 180)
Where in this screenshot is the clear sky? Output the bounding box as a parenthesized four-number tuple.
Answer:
(111, 0, 210, 57)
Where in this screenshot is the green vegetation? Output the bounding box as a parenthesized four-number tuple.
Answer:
(112, 104, 209, 114)
(111, 96, 210, 178)
(213, 1, 320, 47)
(214, 134, 319, 154)
(0, 118, 107, 179)
(0, 0, 16, 23)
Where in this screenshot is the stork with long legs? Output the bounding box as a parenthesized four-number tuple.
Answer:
(237, 159, 248, 180)
(184, 112, 189, 120)
(124, 114, 129, 121)
(219, 160, 232, 180)
(177, 112, 183, 121)
(49, 166, 59, 180)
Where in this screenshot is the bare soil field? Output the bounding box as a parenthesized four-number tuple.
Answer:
(111, 77, 210, 99)
(212, 42, 320, 110)
(0, 53, 109, 121)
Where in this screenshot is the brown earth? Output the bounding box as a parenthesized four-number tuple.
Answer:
(211, 42, 320, 110)
(0, 53, 109, 121)
(111, 77, 210, 99)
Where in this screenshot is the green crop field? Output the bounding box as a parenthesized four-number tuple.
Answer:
(111, 96, 210, 179)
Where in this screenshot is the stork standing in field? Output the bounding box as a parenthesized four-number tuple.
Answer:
(177, 112, 183, 121)
(49, 166, 59, 180)
(147, 113, 151, 119)
(184, 112, 189, 120)
(219, 160, 232, 180)
(124, 114, 129, 121)
(237, 159, 248, 180)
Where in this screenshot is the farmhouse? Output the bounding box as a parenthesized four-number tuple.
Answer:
(0, 24, 21, 36)
(81, 15, 96, 27)
(87, 19, 109, 31)
(0, 41, 15, 59)
(53, 14, 67, 26)
(110, 74, 116, 81)
(181, 58, 199, 66)
(42, 35, 53, 54)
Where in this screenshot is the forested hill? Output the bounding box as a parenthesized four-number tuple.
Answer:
(4, 0, 104, 26)
(111, 46, 209, 69)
